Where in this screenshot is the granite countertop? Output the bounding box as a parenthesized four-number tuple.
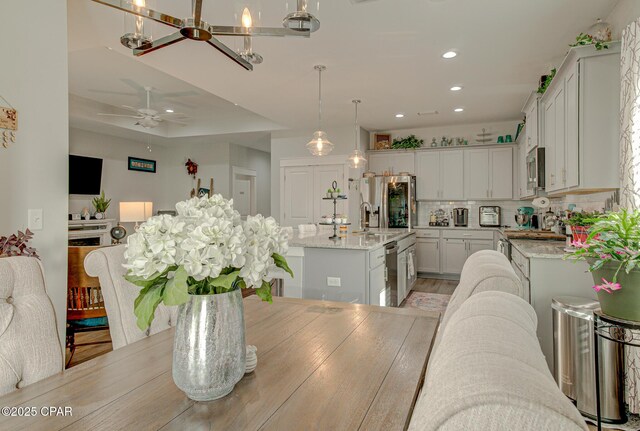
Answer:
(288, 229, 413, 251)
(414, 225, 503, 231)
(509, 239, 568, 260)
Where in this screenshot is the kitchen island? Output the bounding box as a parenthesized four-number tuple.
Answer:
(282, 229, 415, 306)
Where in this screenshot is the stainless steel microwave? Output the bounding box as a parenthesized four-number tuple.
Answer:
(526, 147, 545, 191)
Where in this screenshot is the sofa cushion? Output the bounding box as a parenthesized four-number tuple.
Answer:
(409, 291, 587, 431)
(0, 257, 62, 396)
(84, 245, 178, 350)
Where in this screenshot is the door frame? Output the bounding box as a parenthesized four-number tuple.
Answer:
(279, 155, 350, 223)
(231, 166, 257, 216)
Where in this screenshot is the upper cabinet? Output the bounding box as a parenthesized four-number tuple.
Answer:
(464, 147, 513, 200)
(415, 150, 464, 200)
(368, 152, 414, 175)
(541, 43, 621, 195)
(519, 93, 542, 199)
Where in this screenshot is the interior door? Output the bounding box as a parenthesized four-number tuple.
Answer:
(463, 148, 489, 199)
(282, 166, 314, 227)
(233, 178, 251, 216)
(415, 152, 440, 200)
(441, 150, 464, 200)
(490, 147, 513, 199)
(313, 165, 345, 221)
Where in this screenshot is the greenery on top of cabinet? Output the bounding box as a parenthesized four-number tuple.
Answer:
(570, 33, 609, 51)
(392, 134, 424, 149)
(537, 68, 556, 95)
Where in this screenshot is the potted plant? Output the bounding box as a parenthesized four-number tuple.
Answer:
(565, 211, 600, 243)
(92, 190, 111, 220)
(326, 188, 332, 198)
(566, 209, 640, 321)
(124, 195, 292, 400)
(0, 229, 38, 258)
(331, 188, 339, 199)
(392, 134, 424, 149)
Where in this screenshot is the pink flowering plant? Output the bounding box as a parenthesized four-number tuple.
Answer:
(565, 209, 640, 293)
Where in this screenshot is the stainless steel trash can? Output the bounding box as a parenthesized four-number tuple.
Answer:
(552, 296, 626, 423)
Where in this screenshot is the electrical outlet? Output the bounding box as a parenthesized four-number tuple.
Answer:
(327, 277, 341, 287)
(28, 209, 43, 231)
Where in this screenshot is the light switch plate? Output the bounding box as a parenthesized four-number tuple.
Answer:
(327, 277, 341, 287)
(28, 209, 43, 231)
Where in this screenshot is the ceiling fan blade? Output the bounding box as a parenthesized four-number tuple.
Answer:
(158, 90, 199, 98)
(120, 105, 142, 113)
(192, 0, 203, 25)
(97, 113, 142, 118)
(91, 0, 183, 29)
(88, 89, 138, 97)
(163, 117, 188, 126)
(159, 112, 187, 117)
(134, 32, 187, 57)
(206, 37, 253, 71)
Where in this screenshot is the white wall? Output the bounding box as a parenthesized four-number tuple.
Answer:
(607, 0, 640, 39)
(0, 0, 69, 350)
(379, 120, 520, 149)
(69, 128, 167, 233)
(229, 144, 271, 216)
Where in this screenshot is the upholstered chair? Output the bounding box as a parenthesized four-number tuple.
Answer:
(0, 257, 63, 396)
(84, 245, 178, 350)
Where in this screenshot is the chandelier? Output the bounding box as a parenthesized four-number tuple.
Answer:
(347, 99, 366, 169)
(92, 0, 321, 71)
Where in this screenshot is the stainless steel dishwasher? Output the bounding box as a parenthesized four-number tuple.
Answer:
(385, 242, 399, 307)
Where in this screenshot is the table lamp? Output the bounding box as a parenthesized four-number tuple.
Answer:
(112, 202, 153, 243)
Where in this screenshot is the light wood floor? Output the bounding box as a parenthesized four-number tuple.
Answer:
(412, 277, 458, 295)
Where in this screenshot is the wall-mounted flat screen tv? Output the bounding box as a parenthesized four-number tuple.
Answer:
(69, 155, 103, 195)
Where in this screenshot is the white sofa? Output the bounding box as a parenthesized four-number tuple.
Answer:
(409, 250, 588, 431)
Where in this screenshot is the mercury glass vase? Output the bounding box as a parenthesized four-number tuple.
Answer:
(172, 289, 246, 401)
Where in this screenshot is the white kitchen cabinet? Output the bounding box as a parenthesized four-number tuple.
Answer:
(519, 93, 541, 199)
(541, 43, 621, 195)
(415, 150, 463, 200)
(398, 250, 407, 304)
(463, 147, 513, 199)
(468, 239, 494, 255)
(442, 239, 467, 274)
(368, 152, 414, 175)
(416, 238, 440, 273)
(368, 262, 386, 307)
(281, 247, 304, 299)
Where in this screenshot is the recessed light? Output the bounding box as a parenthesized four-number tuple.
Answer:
(442, 51, 457, 59)
(450, 86, 463, 91)
(454, 108, 464, 112)
(165, 109, 174, 113)
(395, 113, 405, 118)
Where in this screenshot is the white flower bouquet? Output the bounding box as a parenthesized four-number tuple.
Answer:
(123, 194, 292, 330)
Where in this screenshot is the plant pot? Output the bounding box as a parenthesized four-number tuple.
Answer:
(172, 289, 246, 401)
(331, 192, 339, 199)
(95, 212, 104, 220)
(591, 262, 640, 321)
(571, 226, 589, 243)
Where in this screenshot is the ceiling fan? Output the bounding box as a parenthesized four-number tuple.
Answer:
(97, 86, 188, 129)
(92, 0, 320, 71)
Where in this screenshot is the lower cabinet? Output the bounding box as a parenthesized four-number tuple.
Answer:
(416, 229, 495, 275)
(368, 262, 386, 306)
(416, 238, 440, 273)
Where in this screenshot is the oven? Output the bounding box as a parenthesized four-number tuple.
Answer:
(526, 147, 545, 191)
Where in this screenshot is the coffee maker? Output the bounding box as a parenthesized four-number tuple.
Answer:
(453, 208, 469, 227)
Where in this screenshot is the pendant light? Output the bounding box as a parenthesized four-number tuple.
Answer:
(348, 99, 367, 169)
(307, 65, 334, 156)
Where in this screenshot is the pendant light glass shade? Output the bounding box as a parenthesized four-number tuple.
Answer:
(348, 99, 366, 169)
(308, 65, 333, 156)
(307, 130, 333, 156)
(121, 0, 153, 49)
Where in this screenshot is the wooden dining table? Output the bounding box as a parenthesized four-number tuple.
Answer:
(0, 296, 439, 431)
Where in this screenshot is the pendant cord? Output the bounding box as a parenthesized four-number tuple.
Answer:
(318, 67, 322, 131)
(354, 101, 358, 150)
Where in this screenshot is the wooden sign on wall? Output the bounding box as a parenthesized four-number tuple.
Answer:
(0, 107, 17, 131)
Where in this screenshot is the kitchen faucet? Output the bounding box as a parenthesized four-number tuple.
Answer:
(360, 202, 372, 232)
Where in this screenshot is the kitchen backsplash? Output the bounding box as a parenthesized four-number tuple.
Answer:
(548, 191, 618, 212)
(417, 200, 529, 228)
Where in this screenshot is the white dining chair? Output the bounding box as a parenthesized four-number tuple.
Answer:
(0, 257, 63, 396)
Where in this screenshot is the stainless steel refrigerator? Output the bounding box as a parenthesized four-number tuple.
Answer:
(360, 175, 417, 229)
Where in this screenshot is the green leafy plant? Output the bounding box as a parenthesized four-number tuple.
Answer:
(570, 33, 609, 51)
(92, 190, 111, 213)
(565, 211, 602, 227)
(565, 209, 640, 291)
(537, 68, 557, 95)
(392, 134, 424, 149)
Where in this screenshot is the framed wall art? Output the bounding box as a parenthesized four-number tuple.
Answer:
(128, 157, 156, 173)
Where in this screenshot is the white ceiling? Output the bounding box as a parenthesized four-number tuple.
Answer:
(68, 0, 619, 138)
